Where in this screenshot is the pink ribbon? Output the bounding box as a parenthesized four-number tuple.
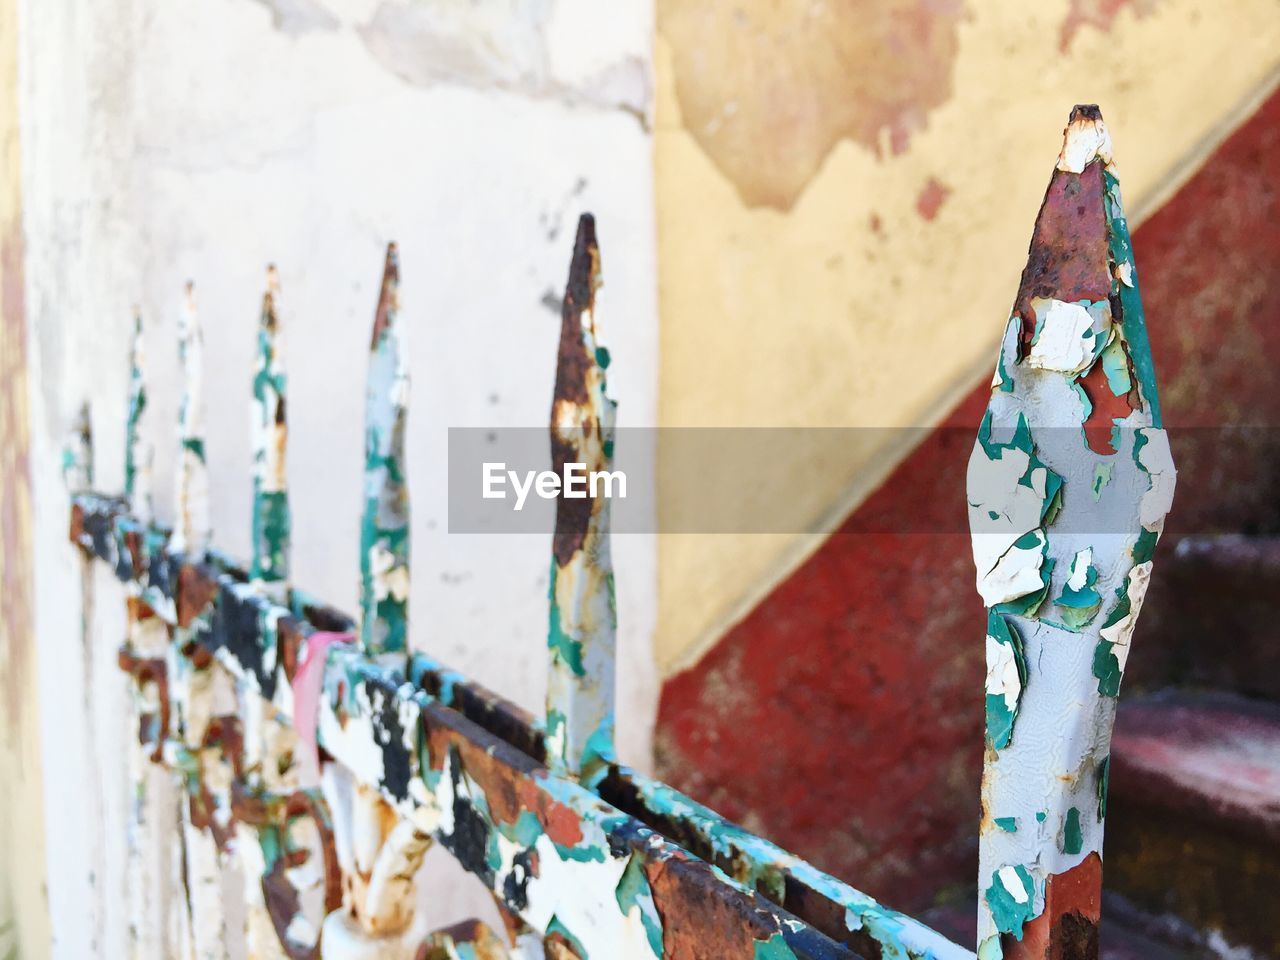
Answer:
(291, 631, 354, 782)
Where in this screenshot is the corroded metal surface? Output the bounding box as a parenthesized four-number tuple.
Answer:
(76, 491, 975, 960)
(967, 106, 1175, 959)
(546, 214, 618, 783)
(252, 266, 291, 600)
(72, 220, 987, 960)
(359, 244, 410, 658)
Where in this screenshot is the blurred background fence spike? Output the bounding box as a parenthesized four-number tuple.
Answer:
(359, 242, 410, 659)
(545, 214, 619, 783)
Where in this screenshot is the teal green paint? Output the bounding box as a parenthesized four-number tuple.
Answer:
(985, 865, 1036, 939)
(595, 346, 611, 369)
(1062, 807, 1083, 855)
(250, 293, 290, 587)
(985, 611, 1026, 750)
(615, 854, 664, 956)
(124, 314, 147, 506)
(753, 935, 800, 960)
(547, 565, 586, 676)
(1035, 811, 1046, 824)
(1092, 577, 1132, 696)
(1057, 557, 1102, 630)
(994, 817, 1017, 833)
(1104, 169, 1161, 427)
(359, 247, 410, 656)
(1100, 334, 1133, 397)
(1132, 527, 1159, 565)
(251, 490, 290, 583)
(977, 936, 1002, 960)
(1092, 463, 1113, 501)
(996, 556, 1055, 620)
(545, 917, 588, 958)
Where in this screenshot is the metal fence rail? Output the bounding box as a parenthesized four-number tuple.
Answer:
(66, 104, 1172, 960)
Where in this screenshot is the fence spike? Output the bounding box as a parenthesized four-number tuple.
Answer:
(174, 281, 211, 559)
(967, 105, 1175, 959)
(545, 213, 618, 782)
(359, 243, 410, 657)
(125, 309, 154, 524)
(251, 265, 291, 603)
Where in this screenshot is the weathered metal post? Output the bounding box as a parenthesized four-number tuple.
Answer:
(65, 402, 108, 955)
(168, 281, 238, 960)
(232, 265, 325, 959)
(545, 214, 618, 785)
(117, 308, 187, 960)
(319, 244, 433, 959)
(967, 106, 1176, 959)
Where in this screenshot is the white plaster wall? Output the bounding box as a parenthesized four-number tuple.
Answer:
(20, 1, 657, 955)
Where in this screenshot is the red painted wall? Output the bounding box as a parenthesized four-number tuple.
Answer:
(655, 88, 1280, 913)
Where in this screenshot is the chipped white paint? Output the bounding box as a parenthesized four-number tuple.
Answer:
(172, 283, 211, 559)
(1065, 547, 1094, 591)
(997, 867, 1030, 905)
(968, 444, 1052, 607)
(985, 632, 1021, 713)
(970, 107, 1175, 956)
(1055, 110, 1114, 174)
(1099, 561, 1153, 673)
(1025, 298, 1111, 375)
(1137, 428, 1177, 531)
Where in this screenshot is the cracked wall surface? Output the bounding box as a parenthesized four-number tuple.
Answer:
(16, 1, 657, 955)
(654, 0, 1280, 674)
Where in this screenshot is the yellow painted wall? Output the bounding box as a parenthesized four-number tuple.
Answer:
(0, 0, 52, 954)
(654, 0, 1280, 673)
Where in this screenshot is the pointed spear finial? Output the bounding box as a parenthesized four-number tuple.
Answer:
(968, 107, 1174, 958)
(251, 265, 290, 602)
(545, 214, 618, 783)
(359, 243, 410, 657)
(173, 281, 211, 558)
(125, 309, 154, 524)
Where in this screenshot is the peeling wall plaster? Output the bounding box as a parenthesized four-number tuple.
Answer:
(17, 1, 657, 955)
(654, 0, 1280, 674)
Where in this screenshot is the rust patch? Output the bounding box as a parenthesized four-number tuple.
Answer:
(1003, 853, 1101, 960)
(370, 242, 400, 348)
(1060, 0, 1162, 52)
(1013, 159, 1111, 357)
(1077, 357, 1135, 454)
(661, 0, 964, 209)
(644, 854, 779, 957)
(177, 563, 219, 628)
(516, 778, 584, 847)
(916, 177, 951, 221)
(550, 215, 600, 567)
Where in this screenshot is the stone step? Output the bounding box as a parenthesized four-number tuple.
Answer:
(1106, 690, 1280, 957)
(1135, 535, 1280, 700)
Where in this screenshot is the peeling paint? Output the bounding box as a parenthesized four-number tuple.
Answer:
(660, 0, 964, 209)
(546, 215, 618, 784)
(968, 105, 1174, 958)
(359, 244, 410, 657)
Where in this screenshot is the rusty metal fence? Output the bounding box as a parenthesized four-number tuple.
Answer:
(65, 105, 1173, 960)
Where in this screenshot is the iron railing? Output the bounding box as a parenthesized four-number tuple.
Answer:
(66, 104, 1173, 960)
